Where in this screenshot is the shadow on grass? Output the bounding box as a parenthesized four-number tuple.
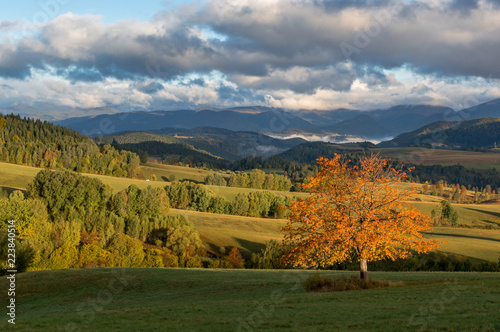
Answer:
(0, 186, 26, 196)
(234, 238, 267, 257)
(428, 231, 500, 243)
(464, 207, 500, 219)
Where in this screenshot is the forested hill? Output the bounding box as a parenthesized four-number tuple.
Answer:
(268, 141, 375, 164)
(379, 117, 500, 149)
(0, 114, 140, 177)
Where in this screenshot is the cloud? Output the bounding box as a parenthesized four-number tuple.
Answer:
(0, 1, 500, 114)
(411, 84, 433, 95)
(3, 2, 500, 80)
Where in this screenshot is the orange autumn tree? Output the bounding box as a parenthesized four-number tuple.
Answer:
(281, 154, 438, 279)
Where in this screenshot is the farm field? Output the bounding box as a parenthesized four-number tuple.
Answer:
(378, 147, 500, 169)
(409, 201, 500, 227)
(0, 268, 499, 331)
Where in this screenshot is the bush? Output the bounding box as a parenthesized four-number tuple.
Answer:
(77, 243, 112, 268)
(304, 274, 395, 292)
(142, 249, 165, 268)
(48, 244, 79, 269)
(107, 233, 145, 267)
(204, 173, 227, 186)
(304, 273, 334, 292)
(208, 259, 232, 269)
(226, 247, 245, 269)
(250, 240, 287, 269)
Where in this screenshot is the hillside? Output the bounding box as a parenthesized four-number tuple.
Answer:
(269, 141, 370, 164)
(460, 97, 500, 119)
(379, 117, 500, 149)
(318, 114, 389, 138)
(0, 114, 140, 177)
(99, 127, 306, 160)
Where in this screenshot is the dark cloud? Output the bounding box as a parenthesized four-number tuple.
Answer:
(449, 0, 479, 15)
(313, 0, 392, 11)
(57, 67, 104, 82)
(136, 81, 164, 94)
(0, 0, 499, 96)
(217, 84, 265, 103)
(411, 84, 433, 95)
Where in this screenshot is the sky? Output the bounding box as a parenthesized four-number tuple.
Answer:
(1, 0, 500, 117)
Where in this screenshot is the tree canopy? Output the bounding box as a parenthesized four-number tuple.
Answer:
(281, 154, 439, 279)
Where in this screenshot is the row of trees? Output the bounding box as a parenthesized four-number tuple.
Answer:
(205, 169, 292, 191)
(0, 114, 140, 177)
(422, 181, 497, 203)
(165, 181, 291, 218)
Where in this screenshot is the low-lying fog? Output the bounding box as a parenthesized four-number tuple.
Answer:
(270, 134, 393, 145)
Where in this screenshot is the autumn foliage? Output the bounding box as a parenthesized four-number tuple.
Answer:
(281, 154, 438, 279)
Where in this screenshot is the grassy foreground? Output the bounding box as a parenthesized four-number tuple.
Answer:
(1, 268, 499, 331)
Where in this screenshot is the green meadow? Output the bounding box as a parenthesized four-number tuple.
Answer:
(0, 268, 499, 331)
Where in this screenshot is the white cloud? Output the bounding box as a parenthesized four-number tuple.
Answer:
(0, 0, 500, 116)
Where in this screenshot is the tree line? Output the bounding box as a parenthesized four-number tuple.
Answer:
(165, 181, 291, 218)
(205, 169, 292, 191)
(0, 114, 140, 177)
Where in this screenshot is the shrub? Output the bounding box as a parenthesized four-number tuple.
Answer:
(107, 233, 145, 267)
(48, 244, 79, 269)
(304, 274, 395, 292)
(208, 259, 232, 269)
(164, 225, 204, 256)
(250, 240, 287, 269)
(77, 243, 112, 268)
(226, 247, 245, 269)
(304, 273, 333, 292)
(204, 173, 227, 186)
(142, 249, 165, 268)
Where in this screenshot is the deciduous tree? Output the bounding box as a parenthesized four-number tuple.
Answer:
(281, 154, 438, 279)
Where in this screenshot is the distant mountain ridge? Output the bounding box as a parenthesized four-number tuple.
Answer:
(52, 98, 500, 140)
(378, 117, 500, 149)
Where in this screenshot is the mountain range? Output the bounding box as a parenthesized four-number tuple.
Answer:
(55, 99, 500, 141)
(379, 117, 500, 149)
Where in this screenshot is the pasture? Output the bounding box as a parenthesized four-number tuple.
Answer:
(0, 268, 499, 331)
(378, 147, 500, 169)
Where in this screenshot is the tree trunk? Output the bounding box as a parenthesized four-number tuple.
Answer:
(360, 259, 368, 280)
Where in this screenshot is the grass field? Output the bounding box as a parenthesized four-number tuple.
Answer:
(1, 268, 499, 331)
(140, 162, 222, 183)
(170, 208, 287, 254)
(378, 147, 500, 169)
(410, 201, 500, 228)
(173, 207, 500, 262)
(0, 161, 307, 201)
(0, 162, 167, 193)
